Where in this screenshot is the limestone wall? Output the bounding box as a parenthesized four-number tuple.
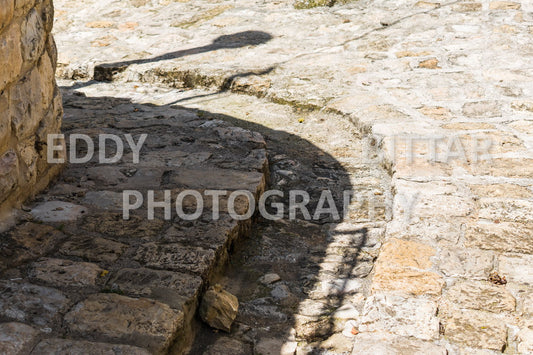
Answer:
(0, 0, 62, 213)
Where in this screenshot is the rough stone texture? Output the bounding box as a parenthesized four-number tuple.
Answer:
(199, 285, 239, 332)
(439, 281, 516, 315)
(0, 0, 62, 213)
(0, 322, 40, 355)
(359, 294, 439, 341)
(371, 238, 443, 295)
(29, 258, 103, 287)
(499, 254, 533, 284)
(31, 338, 151, 355)
(0, 281, 70, 327)
(64, 293, 183, 353)
(442, 309, 508, 351)
(352, 333, 447, 355)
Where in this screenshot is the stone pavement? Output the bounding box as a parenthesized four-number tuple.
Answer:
(0, 82, 269, 353)
(1, 0, 532, 354)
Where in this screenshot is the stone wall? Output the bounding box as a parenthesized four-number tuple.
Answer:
(0, 0, 62, 214)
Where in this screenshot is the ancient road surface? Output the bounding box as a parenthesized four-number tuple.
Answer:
(0, 0, 532, 354)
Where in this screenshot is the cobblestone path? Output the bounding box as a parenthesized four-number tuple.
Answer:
(0, 0, 532, 354)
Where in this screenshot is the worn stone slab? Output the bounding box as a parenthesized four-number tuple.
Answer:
(106, 268, 202, 309)
(30, 258, 103, 287)
(30, 201, 88, 222)
(371, 238, 443, 296)
(31, 338, 150, 355)
(443, 309, 508, 351)
(64, 293, 183, 353)
(0, 322, 40, 355)
(0, 222, 66, 267)
(59, 236, 127, 263)
(440, 281, 515, 315)
(499, 254, 533, 284)
(134, 243, 216, 275)
(438, 247, 494, 279)
(465, 221, 533, 254)
(203, 337, 250, 355)
(359, 294, 439, 341)
(0, 281, 70, 326)
(352, 332, 446, 355)
(79, 213, 165, 239)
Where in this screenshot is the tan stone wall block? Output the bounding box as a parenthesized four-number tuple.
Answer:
(0, 0, 14, 33)
(0, 91, 11, 152)
(371, 238, 443, 295)
(0, 23, 23, 92)
(0, 149, 19, 204)
(21, 9, 46, 65)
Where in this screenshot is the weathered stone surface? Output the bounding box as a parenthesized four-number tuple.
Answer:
(259, 273, 281, 285)
(135, 243, 215, 275)
(359, 294, 439, 340)
(59, 236, 127, 263)
(203, 337, 250, 355)
(418, 58, 440, 69)
(0, 23, 22, 93)
(199, 285, 239, 332)
(30, 201, 88, 222)
(64, 293, 183, 353)
(468, 183, 532, 199)
(30, 258, 103, 287)
(0, 150, 18, 204)
(352, 333, 446, 355)
(31, 338, 151, 355)
(453, 2, 482, 12)
(0, 281, 69, 326)
(107, 268, 202, 309)
(465, 221, 533, 254)
(0, 222, 66, 267)
(0, 0, 14, 31)
(371, 238, 443, 295)
(499, 254, 533, 284)
(21, 9, 46, 63)
(443, 309, 507, 351)
(440, 281, 515, 314)
(462, 101, 501, 118)
(489, 1, 521, 10)
(0, 322, 40, 355)
(438, 247, 494, 278)
(477, 198, 533, 223)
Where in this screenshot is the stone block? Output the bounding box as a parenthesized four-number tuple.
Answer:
(0, 0, 14, 33)
(462, 101, 501, 118)
(30, 258, 103, 287)
(31, 338, 150, 355)
(499, 254, 533, 284)
(465, 221, 533, 254)
(0, 281, 70, 326)
(489, 1, 521, 10)
(135, 243, 216, 275)
(371, 238, 443, 295)
(0, 149, 18, 204)
(199, 285, 239, 332)
(438, 247, 494, 278)
(0, 23, 22, 92)
(21, 9, 46, 64)
(64, 293, 183, 353)
(59, 236, 127, 263)
(107, 268, 202, 309)
(352, 332, 447, 355)
(0, 322, 39, 355)
(440, 281, 515, 314)
(359, 293, 440, 340)
(443, 309, 507, 351)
